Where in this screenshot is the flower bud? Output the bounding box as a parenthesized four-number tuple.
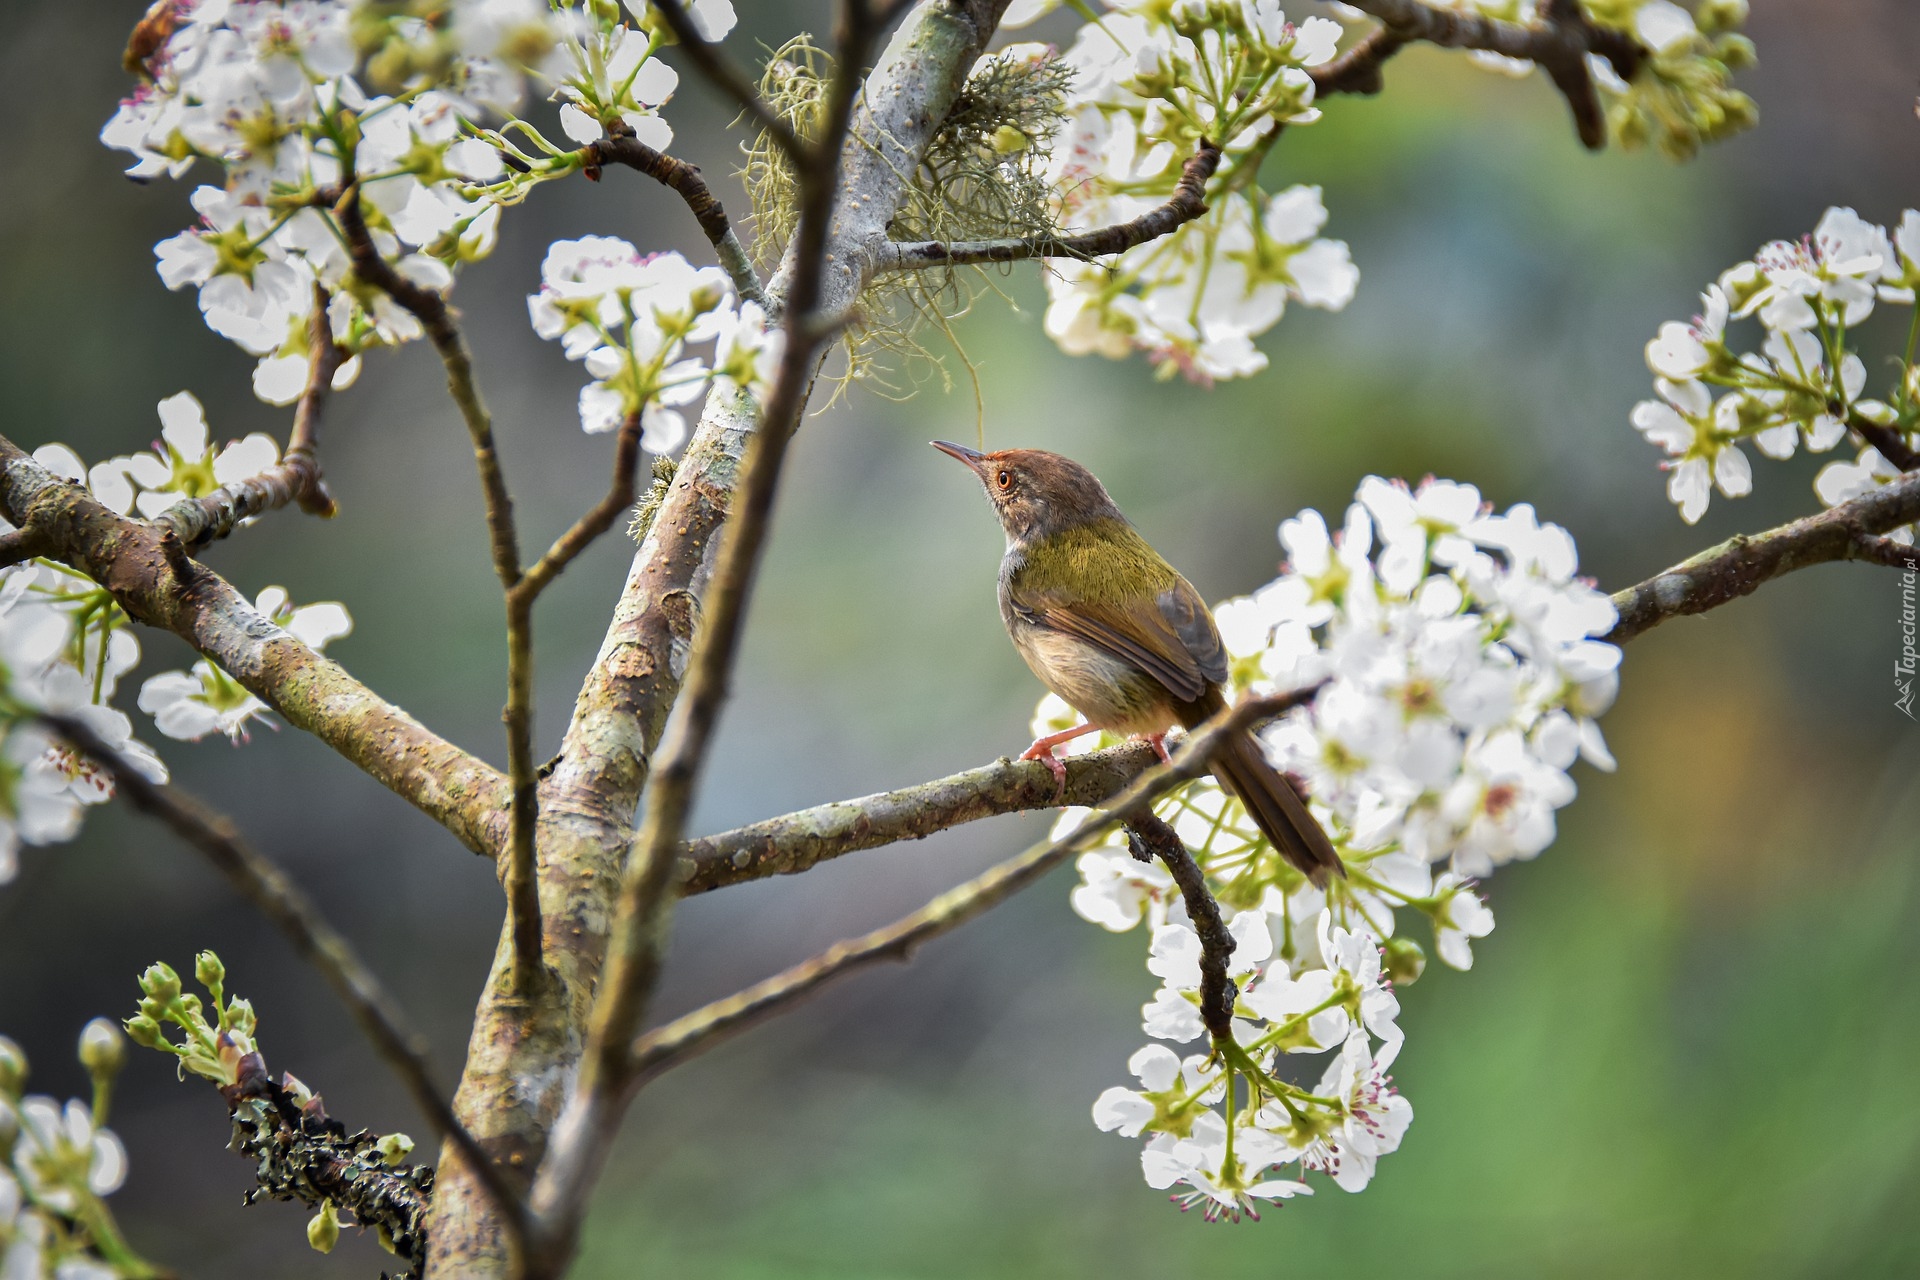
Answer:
(688, 281, 725, 315)
(79, 1018, 127, 1077)
(308, 1201, 341, 1254)
(139, 962, 181, 1003)
(1381, 935, 1426, 986)
(0, 1036, 26, 1095)
(123, 1016, 165, 1050)
(1696, 0, 1747, 34)
(195, 950, 226, 993)
(375, 1132, 416, 1166)
(223, 998, 257, 1039)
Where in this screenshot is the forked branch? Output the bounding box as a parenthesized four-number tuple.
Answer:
(1328, 0, 1643, 148)
(149, 285, 344, 550)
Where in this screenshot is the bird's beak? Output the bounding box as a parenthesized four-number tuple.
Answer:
(930, 440, 986, 472)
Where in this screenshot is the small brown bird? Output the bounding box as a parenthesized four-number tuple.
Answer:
(933, 441, 1344, 883)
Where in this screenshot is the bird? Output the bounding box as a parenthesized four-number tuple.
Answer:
(931, 441, 1344, 883)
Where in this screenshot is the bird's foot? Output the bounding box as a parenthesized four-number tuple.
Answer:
(1132, 731, 1173, 764)
(1019, 739, 1072, 803)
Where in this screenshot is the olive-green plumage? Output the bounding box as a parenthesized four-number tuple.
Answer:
(932, 441, 1344, 883)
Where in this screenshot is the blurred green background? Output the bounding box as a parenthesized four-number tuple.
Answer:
(5, 1, 1920, 1275)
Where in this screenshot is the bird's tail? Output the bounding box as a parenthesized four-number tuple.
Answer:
(1186, 694, 1344, 884)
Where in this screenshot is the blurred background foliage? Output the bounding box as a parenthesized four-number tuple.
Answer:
(4, 1, 1920, 1275)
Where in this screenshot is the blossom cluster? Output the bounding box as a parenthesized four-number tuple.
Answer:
(100, 0, 732, 409)
(0, 399, 351, 882)
(527, 238, 780, 445)
(1444, 0, 1756, 159)
(1633, 207, 1920, 527)
(1059, 475, 1618, 1217)
(0, 1023, 141, 1279)
(1031, 1, 1358, 383)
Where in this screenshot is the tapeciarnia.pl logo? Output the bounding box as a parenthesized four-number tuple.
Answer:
(1900, 560, 1918, 719)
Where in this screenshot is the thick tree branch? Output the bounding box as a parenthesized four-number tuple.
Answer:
(149, 287, 342, 550)
(627, 688, 1314, 1085)
(39, 713, 527, 1250)
(583, 131, 769, 309)
(1605, 469, 1920, 644)
(337, 187, 546, 992)
(0, 437, 509, 854)
(650, 0, 806, 161)
(680, 740, 1163, 893)
(874, 142, 1222, 272)
(1331, 0, 1643, 148)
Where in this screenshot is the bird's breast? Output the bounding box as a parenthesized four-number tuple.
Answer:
(998, 582, 1174, 735)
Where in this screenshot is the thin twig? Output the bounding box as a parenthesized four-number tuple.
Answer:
(584, 132, 770, 309)
(150, 287, 344, 550)
(1309, 26, 1406, 97)
(874, 142, 1222, 272)
(37, 712, 530, 1254)
(628, 687, 1320, 1084)
(1605, 468, 1920, 643)
(337, 185, 544, 991)
(650, 0, 806, 161)
(1123, 811, 1237, 1038)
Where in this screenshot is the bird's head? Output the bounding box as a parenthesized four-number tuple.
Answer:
(930, 442, 1124, 545)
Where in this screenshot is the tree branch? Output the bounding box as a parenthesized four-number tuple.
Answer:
(337, 186, 545, 992)
(39, 713, 528, 1251)
(649, 0, 806, 161)
(874, 142, 1222, 272)
(1123, 811, 1235, 1038)
(679, 740, 1162, 893)
(1331, 0, 1643, 148)
(0, 525, 52, 569)
(1853, 416, 1920, 472)
(626, 687, 1315, 1085)
(583, 131, 769, 309)
(0, 437, 509, 854)
(148, 286, 342, 551)
(1605, 469, 1920, 644)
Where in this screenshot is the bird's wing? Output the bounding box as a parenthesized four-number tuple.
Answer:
(1155, 576, 1229, 689)
(1012, 579, 1221, 704)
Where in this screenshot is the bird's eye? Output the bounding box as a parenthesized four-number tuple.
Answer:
(996, 469, 1013, 490)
